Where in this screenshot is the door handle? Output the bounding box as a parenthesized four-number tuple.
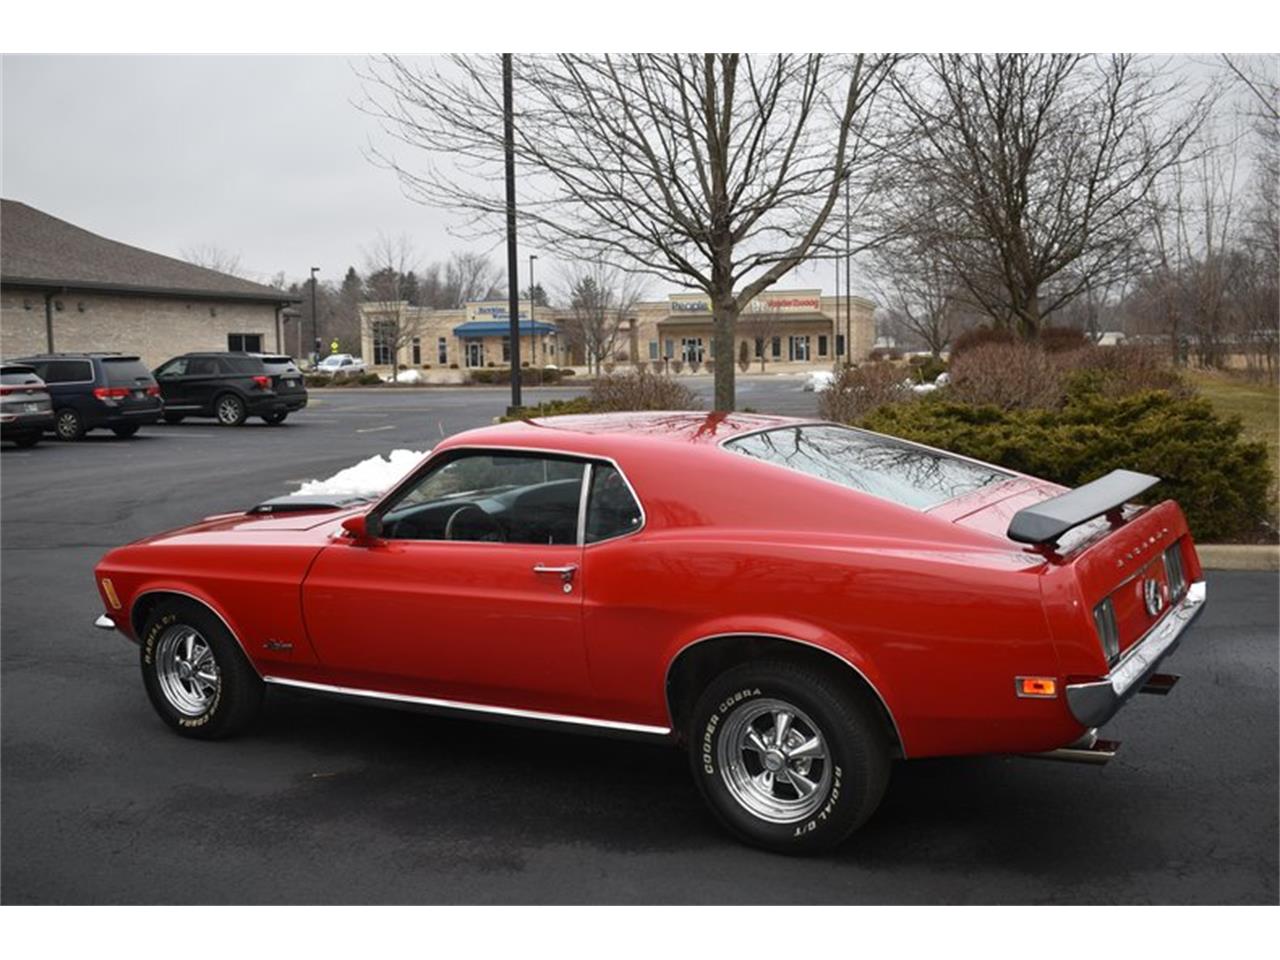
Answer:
(533, 564, 578, 593)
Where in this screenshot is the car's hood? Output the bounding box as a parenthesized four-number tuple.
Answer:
(133, 506, 365, 547)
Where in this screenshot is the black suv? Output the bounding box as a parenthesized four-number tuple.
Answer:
(154, 352, 307, 426)
(12, 353, 162, 441)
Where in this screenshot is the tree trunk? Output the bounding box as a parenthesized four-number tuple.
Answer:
(711, 296, 738, 411)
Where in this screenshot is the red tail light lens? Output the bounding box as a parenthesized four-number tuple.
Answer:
(146, 385, 161, 396)
(252, 375, 270, 390)
(93, 387, 132, 399)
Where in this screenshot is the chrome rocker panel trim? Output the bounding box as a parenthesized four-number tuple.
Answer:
(1066, 580, 1206, 728)
(262, 675, 673, 739)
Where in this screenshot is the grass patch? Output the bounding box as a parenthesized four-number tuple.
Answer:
(1188, 371, 1279, 492)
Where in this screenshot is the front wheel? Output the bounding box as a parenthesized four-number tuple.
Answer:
(139, 599, 264, 739)
(261, 410, 288, 425)
(111, 424, 140, 438)
(688, 659, 890, 854)
(214, 393, 247, 426)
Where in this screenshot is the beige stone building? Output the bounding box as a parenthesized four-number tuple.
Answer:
(1, 200, 299, 367)
(360, 288, 875, 374)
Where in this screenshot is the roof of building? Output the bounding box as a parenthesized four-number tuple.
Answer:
(0, 199, 298, 304)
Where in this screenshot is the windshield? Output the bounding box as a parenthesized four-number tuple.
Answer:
(724, 424, 1012, 510)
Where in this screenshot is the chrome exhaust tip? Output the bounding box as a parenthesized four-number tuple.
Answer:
(1023, 729, 1121, 765)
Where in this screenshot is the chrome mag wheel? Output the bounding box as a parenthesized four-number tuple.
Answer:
(154, 624, 221, 716)
(216, 396, 244, 425)
(716, 697, 832, 823)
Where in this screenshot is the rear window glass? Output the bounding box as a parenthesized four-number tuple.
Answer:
(102, 358, 154, 386)
(1, 366, 40, 385)
(221, 356, 266, 374)
(725, 424, 1012, 510)
(260, 357, 299, 373)
(38, 359, 93, 383)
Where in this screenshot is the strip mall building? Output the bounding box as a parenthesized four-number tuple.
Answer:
(360, 288, 875, 372)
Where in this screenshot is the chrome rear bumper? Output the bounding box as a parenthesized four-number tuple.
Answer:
(1065, 580, 1206, 727)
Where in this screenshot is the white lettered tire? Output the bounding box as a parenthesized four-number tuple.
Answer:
(688, 659, 890, 854)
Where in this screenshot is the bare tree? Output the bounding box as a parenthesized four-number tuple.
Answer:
(361, 53, 901, 410)
(892, 55, 1213, 338)
(560, 260, 644, 375)
(867, 237, 962, 357)
(181, 243, 245, 278)
(443, 251, 503, 307)
(362, 234, 422, 382)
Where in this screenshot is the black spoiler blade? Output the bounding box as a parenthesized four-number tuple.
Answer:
(1008, 469, 1160, 545)
(247, 494, 372, 515)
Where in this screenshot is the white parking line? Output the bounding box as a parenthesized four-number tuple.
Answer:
(355, 424, 396, 434)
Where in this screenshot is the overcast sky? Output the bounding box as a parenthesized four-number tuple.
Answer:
(0, 53, 1249, 299)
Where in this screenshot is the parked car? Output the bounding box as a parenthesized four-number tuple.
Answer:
(12, 353, 162, 441)
(802, 370, 836, 392)
(154, 352, 306, 426)
(0, 362, 55, 447)
(93, 412, 1205, 853)
(315, 354, 366, 376)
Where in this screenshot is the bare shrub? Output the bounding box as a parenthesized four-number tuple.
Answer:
(950, 325, 1017, 357)
(1039, 326, 1090, 353)
(1069, 344, 1194, 399)
(818, 362, 912, 422)
(588, 370, 700, 412)
(671, 359, 685, 375)
(947, 342, 1065, 410)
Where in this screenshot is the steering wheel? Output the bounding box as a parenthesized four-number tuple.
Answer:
(444, 504, 505, 542)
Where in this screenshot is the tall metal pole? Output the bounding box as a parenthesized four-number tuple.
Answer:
(529, 253, 538, 365)
(502, 54, 522, 409)
(833, 250, 840, 365)
(309, 267, 320, 363)
(844, 174, 852, 364)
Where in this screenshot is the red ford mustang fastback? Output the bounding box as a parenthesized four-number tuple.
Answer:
(94, 412, 1206, 853)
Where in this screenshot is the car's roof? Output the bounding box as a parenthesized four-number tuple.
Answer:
(449, 411, 811, 452)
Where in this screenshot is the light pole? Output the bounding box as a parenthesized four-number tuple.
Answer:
(309, 266, 320, 365)
(528, 253, 538, 364)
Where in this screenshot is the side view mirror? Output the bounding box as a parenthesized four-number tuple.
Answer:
(341, 513, 383, 543)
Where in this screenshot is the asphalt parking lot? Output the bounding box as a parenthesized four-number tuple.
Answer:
(2, 379, 1277, 904)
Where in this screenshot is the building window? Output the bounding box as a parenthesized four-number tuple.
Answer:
(228, 333, 263, 353)
(411, 337, 422, 365)
(663, 338, 675, 360)
(836, 334, 846, 357)
(648, 341, 659, 361)
(754, 337, 764, 359)
(372, 322, 394, 365)
(789, 335, 811, 362)
(680, 338, 704, 363)
(502, 336, 511, 363)
(437, 337, 448, 364)
(818, 335, 829, 357)
(771, 336, 782, 359)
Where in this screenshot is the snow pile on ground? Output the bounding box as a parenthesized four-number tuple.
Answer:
(293, 449, 430, 498)
(394, 368, 425, 384)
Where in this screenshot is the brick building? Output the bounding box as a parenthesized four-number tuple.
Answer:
(360, 288, 875, 373)
(0, 200, 299, 366)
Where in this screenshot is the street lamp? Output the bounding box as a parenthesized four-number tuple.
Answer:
(529, 254, 538, 364)
(309, 266, 320, 365)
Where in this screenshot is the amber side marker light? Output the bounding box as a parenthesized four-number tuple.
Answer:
(1016, 676, 1058, 699)
(101, 578, 121, 610)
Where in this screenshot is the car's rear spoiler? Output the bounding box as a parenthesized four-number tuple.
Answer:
(247, 494, 372, 515)
(1007, 470, 1160, 545)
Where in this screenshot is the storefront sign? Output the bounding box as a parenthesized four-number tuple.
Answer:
(667, 290, 822, 316)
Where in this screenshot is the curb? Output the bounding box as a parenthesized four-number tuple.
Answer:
(1197, 544, 1280, 571)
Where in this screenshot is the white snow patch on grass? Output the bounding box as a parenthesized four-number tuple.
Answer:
(293, 449, 430, 498)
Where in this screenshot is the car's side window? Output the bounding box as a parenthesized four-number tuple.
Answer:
(156, 359, 188, 378)
(584, 463, 643, 543)
(40, 360, 93, 383)
(187, 357, 219, 376)
(380, 452, 587, 545)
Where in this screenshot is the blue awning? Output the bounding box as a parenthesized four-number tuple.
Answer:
(452, 320, 558, 337)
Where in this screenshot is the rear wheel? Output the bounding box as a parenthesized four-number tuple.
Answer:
(262, 410, 288, 425)
(11, 432, 41, 448)
(111, 424, 140, 438)
(54, 408, 85, 441)
(688, 659, 890, 854)
(139, 599, 263, 739)
(214, 393, 247, 426)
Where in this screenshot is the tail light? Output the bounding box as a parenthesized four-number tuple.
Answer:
(251, 375, 270, 390)
(1093, 597, 1120, 665)
(0, 385, 46, 395)
(93, 387, 132, 399)
(1165, 541, 1186, 600)
(146, 385, 161, 397)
